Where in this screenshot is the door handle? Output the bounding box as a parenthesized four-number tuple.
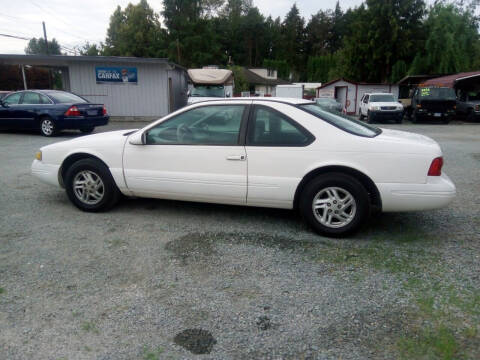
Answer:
(226, 155, 246, 161)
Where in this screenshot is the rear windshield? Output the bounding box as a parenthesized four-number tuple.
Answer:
(299, 103, 381, 138)
(190, 85, 225, 98)
(419, 87, 456, 100)
(369, 94, 395, 102)
(47, 92, 88, 104)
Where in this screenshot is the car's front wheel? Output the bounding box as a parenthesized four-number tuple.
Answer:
(299, 173, 370, 237)
(40, 117, 56, 137)
(65, 158, 120, 212)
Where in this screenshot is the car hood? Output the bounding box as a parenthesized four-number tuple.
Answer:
(369, 102, 402, 108)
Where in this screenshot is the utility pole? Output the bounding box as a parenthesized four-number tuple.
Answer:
(42, 21, 49, 54)
(42, 21, 53, 89)
(21, 65, 27, 90)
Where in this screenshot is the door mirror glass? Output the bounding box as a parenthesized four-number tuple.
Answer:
(129, 131, 146, 145)
(226, 91, 231, 97)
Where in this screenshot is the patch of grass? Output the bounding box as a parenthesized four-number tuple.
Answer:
(80, 321, 99, 334)
(106, 238, 128, 248)
(398, 325, 459, 360)
(142, 345, 164, 360)
(0, 287, 5, 295)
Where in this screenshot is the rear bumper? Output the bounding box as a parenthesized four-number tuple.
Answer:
(415, 111, 454, 121)
(57, 115, 109, 129)
(370, 111, 403, 121)
(378, 173, 456, 212)
(31, 160, 61, 187)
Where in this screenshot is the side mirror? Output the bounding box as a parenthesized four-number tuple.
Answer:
(187, 90, 191, 97)
(0, 100, 8, 108)
(129, 130, 146, 145)
(226, 91, 231, 97)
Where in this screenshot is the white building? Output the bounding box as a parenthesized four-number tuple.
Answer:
(0, 54, 188, 121)
(316, 78, 399, 115)
(242, 68, 290, 96)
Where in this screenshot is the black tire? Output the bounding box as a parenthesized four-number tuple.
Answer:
(80, 127, 95, 134)
(466, 109, 476, 122)
(395, 117, 403, 124)
(367, 111, 374, 123)
(411, 111, 418, 124)
(39, 116, 57, 137)
(359, 113, 364, 120)
(65, 158, 120, 212)
(299, 173, 371, 237)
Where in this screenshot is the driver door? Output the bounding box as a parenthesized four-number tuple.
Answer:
(123, 103, 249, 205)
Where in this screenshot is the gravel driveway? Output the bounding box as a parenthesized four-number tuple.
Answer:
(0, 122, 479, 360)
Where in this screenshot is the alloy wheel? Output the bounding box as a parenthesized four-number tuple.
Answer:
(312, 187, 357, 228)
(73, 170, 105, 205)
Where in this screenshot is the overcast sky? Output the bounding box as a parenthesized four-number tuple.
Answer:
(0, 0, 367, 54)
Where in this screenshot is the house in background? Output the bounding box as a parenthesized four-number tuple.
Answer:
(240, 68, 290, 96)
(316, 78, 399, 115)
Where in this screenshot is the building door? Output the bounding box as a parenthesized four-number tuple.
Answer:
(335, 86, 348, 112)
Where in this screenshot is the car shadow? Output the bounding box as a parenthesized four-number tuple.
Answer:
(112, 196, 441, 244)
(0, 128, 92, 138)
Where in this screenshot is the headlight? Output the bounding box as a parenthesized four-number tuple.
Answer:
(35, 151, 42, 161)
(397, 106, 403, 110)
(371, 106, 381, 111)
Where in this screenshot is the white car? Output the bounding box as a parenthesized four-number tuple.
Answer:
(31, 98, 455, 237)
(359, 93, 404, 124)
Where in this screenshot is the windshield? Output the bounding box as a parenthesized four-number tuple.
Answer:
(369, 94, 395, 102)
(47, 92, 87, 104)
(419, 87, 456, 100)
(299, 103, 381, 138)
(190, 85, 225, 98)
(467, 91, 480, 101)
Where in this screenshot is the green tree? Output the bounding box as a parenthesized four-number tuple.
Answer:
(80, 42, 101, 56)
(104, 0, 167, 57)
(279, 4, 305, 80)
(341, 0, 426, 82)
(25, 38, 61, 55)
(410, 2, 479, 75)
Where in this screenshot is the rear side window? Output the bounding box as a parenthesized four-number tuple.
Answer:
(3, 93, 22, 105)
(247, 106, 313, 146)
(22, 92, 42, 104)
(47, 92, 87, 104)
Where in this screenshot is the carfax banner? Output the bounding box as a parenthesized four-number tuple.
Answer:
(95, 67, 138, 83)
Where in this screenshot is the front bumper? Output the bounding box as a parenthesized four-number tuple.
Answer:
(415, 111, 454, 121)
(377, 173, 456, 212)
(369, 110, 403, 122)
(31, 160, 61, 187)
(57, 115, 109, 130)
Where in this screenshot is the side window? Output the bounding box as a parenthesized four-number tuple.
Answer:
(247, 106, 313, 146)
(146, 105, 245, 145)
(39, 94, 52, 104)
(3, 93, 22, 105)
(22, 92, 42, 104)
(364, 95, 369, 103)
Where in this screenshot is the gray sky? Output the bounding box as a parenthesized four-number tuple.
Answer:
(0, 0, 363, 54)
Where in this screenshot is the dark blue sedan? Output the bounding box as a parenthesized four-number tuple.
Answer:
(0, 90, 109, 136)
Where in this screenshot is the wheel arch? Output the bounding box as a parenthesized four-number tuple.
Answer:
(293, 165, 382, 212)
(58, 152, 110, 188)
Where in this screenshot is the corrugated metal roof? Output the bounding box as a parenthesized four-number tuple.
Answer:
(422, 71, 480, 87)
(0, 54, 185, 70)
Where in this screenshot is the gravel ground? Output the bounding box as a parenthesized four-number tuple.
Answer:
(0, 121, 479, 360)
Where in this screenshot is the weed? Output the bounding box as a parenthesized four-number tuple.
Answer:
(0, 287, 5, 295)
(142, 345, 164, 360)
(80, 321, 99, 334)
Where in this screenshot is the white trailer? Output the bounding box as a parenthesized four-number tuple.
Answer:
(275, 84, 304, 99)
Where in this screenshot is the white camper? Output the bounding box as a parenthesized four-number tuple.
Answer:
(275, 84, 304, 99)
(187, 68, 234, 104)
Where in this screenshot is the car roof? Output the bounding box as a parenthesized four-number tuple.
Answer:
(191, 97, 313, 105)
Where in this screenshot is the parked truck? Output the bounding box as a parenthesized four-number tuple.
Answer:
(187, 68, 234, 105)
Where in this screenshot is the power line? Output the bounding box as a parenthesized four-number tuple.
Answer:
(0, 33, 30, 41)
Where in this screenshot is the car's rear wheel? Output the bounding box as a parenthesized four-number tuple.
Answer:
(80, 127, 94, 134)
(299, 173, 370, 237)
(65, 158, 120, 212)
(40, 117, 56, 137)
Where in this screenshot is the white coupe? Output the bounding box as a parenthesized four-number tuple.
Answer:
(31, 98, 456, 236)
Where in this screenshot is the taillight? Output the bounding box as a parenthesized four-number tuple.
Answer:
(416, 104, 422, 108)
(102, 104, 107, 115)
(428, 157, 443, 176)
(475, 105, 480, 111)
(64, 105, 81, 116)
